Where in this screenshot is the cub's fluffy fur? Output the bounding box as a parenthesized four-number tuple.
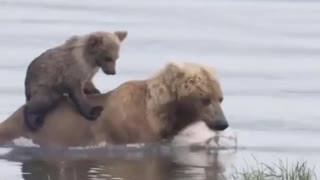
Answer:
(24, 31, 128, 132)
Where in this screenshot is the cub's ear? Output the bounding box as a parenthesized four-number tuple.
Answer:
(88, 34, 103, 48)
(164, 62, 185, 83)
(114, 31, 128, 42)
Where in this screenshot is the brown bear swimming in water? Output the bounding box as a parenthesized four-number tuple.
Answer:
(0, 61, 229, 147)
(24, 30, 128, 132)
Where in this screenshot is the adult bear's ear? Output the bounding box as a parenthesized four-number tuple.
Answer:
(88, 33, 103, 48)
(164, 62, 185, 83)
(114, 31, 128, 42)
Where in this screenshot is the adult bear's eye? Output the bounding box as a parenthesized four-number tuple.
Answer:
(201, 97, 211, 106)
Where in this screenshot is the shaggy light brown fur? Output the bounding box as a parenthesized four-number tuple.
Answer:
(0, 62, 228, 147)
(24, 30, 128, 132)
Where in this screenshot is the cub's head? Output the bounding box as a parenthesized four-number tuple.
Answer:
(86, 31, 128, 75)
(163, 62, 229, 132)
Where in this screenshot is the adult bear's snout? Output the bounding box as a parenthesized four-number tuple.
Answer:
(206, 119, 229, 131)
(204, 105, 229, 131)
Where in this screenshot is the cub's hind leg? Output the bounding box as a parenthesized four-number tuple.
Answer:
(23, 88, 61, 132)
(25, 87, 31, 101)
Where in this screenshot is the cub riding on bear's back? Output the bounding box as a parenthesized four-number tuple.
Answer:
(0, 61, 229, 147)
(24, 30, 128, 132)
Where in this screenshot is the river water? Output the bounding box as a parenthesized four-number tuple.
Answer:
(0, 0, 320, 179)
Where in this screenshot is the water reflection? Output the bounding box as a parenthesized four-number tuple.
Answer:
(3, 146, 236, 180)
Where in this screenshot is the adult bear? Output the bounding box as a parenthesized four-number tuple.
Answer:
(0, 62, 229, 147)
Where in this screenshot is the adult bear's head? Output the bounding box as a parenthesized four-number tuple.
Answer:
(149, 62, 229, 137)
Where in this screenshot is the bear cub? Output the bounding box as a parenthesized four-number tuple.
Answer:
(24, 30, 128, 132)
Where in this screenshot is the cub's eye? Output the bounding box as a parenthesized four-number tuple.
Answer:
(201, 97, 211, 106)
(219, 97, 224, 103)
(104, 57, 113, 62)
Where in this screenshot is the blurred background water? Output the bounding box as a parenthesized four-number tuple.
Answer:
(0, 0, 320, 179)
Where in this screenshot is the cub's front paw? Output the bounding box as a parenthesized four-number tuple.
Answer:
(85, 106, 104, 121)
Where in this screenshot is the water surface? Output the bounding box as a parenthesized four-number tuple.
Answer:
(0, 0, 320, 179)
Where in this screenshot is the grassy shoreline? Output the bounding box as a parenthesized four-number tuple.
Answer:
(230, 157, 318, 180)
